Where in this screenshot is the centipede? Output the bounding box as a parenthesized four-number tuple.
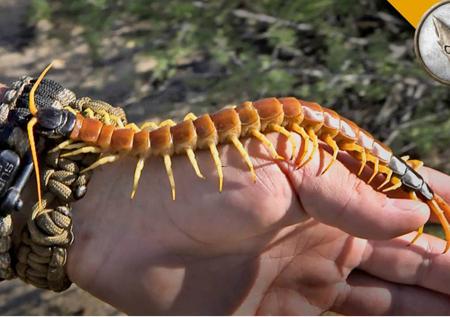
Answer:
(25, 63, 450, 252)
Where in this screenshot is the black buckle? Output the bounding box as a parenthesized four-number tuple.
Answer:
(0, 150, 33, 217)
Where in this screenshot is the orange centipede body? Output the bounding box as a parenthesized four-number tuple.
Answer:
(26, 64, 450, 253)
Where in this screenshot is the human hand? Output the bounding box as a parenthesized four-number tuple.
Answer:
(65, 130, 450, 315)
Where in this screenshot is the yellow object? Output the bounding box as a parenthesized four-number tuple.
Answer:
(387, 0, 441, 27)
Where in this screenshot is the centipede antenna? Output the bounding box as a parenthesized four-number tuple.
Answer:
(28, 61, 55, 210)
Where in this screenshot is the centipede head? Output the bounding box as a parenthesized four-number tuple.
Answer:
(27, 61, 55, 210)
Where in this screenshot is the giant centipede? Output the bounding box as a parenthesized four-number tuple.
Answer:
(26, 63, 450, 252)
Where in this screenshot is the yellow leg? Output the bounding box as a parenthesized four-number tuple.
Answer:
(428, 198, 450, 253)
(300, 128, 319, 167)
(377, 166, 393, 190)
(160, 119, 176, 127)
(340, 142, 366, 176)
(291, 123, 309, 167)
(250, 130, 283, 160)
(163, 154, 176, 201)
(98, 110, 112, 125)
(80, 154, 120, 173)
(408, 191, 425, 245)
(230, 136, 256, 183)
(321, 134, 339, 175)
(64, 106, 78, 115)
(209, 143, 223, 192)
(131, 157, 145, 199)
(125, 123, 141, 132)
(269, 124, 296, 160)
(83, 108, 95, 119)
(184, 113, 197, 121)
(140, 121, 158, 130)
(401, 155, 410, 161)
(382, 176, 402, 192)
(49, 139, 74, 153)
(406, 159, 424, 170)
(367, 154, 379, 184)
(61, 142, 89, 151)
(61, 146, 102, 157)
(186, 148, 204, 179)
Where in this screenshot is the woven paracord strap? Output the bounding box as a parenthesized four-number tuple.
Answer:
(15, 151, 98, 291)
(14, 97, 126, 292)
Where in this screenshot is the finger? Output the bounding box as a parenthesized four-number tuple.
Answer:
(332, 270, 450, 315)
(359, 231, 450, 296)
(420, 167, 450, 203)
(279, 142, 429, 240)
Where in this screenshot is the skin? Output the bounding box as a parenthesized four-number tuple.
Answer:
(2, 84, 450, 314)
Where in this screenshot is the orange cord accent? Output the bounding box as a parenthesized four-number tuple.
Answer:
(28, 61, 55, 209)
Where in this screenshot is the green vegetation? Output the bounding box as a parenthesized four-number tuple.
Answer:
(30, 0, 449, 172)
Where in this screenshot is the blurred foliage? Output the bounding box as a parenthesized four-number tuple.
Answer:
(29, 0, 449, 171)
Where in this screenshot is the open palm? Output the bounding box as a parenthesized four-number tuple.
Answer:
(67, 133, 450, 315)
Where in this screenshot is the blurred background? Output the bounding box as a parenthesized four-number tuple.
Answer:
(0, 0, 449, 314)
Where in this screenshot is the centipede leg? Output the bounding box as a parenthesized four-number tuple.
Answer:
(299, 128, 319, 168)
(382, 176, 402, 192)
(321, 135, 339, 175)
(186, 148, 205, 179)
(291, 123, 309, 167)
(125, 123, 141, 132)
(163, 154, 176, 200)
(340, 143, 367, 176)
(366, 154, 379, 184)
(83, 108, 96, 119)
(250, 130, 283, 160)
(80, 154, 120, 173)
(49, 139, 74, 153)
(184, 113, 197, 121)
(208, 143, 223, 192)
(269, 124, 296, 160)
(131, 157, 145, 199)
(427, 197, 450, 253)
(160, 119, 177, 127)
(408, 191, 425, 246)
(230, 136, 256, 183)
(377, 165, 393, 190)
(140, 121, 158, 130)
(61, 146, 102, 157)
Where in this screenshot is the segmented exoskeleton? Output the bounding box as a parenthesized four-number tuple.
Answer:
(26, 63, 450, 252)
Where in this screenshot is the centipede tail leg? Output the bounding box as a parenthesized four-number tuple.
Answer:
(230, 136, 256, 183)
(321, 135, 339, 175)
(291, 123, 310, 167)
(80, 154, 120, 173)
(427, 197, 450, 253)
(408, 191, 425, 246)
(131, 157, 145, 199)
(250, 130, 283, 160)
(184, 113, 198, 121)
(208, 143, 223, 192)
(269, 124, 296, 160)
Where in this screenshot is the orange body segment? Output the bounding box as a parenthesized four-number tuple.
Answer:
(150, 125, 173, 155)
(97, 125, 115, 149)
(132, 130, 151, 156)
(79, 117, 103, 144)
(210, 108, 241, 143)
(171, 120, 197, 153)
(110, 128, 134, 153)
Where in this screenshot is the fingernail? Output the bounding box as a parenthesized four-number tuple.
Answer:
(390, 198, 429, 214)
